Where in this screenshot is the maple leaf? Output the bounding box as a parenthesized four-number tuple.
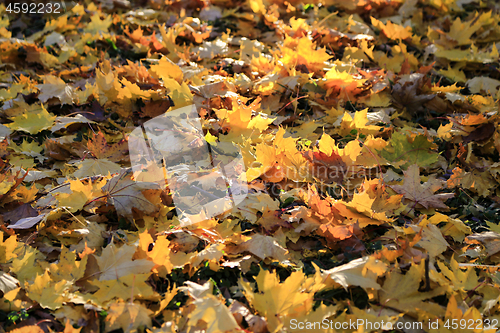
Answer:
(137, 232, 193, 278)
(432, 256, 479, 293)
(10, 245, 44, 285)
(25, 270, 68, 310)
(105, 301, 153, 332)
(36, 75, 76, 105)
(150, 56, 184, 82)
(321, 256, 387, 290)
(432, 214, 471, 243)
(72, 158, 122, 178)
(379, 261, 447, 314)
(54, 179, 98, 213)
(391, 73, 435, 115)
(408, 222, 449, 258)
(371, 17, 413, 41)
(85, 14, 113, 34)
(101, 170, 160, 220)
(391, 164, 454, 210)
(87, 131, 129, 162)
(302, 150, 346, 184)
(322, 66, 366, 99)
(88, 273, 156, 304)
(446, 11, 493, 46)
(280, 36, 331, 73)
(467, 76, 500, 95)
(188, 294, 241, 333)
(447, 167, 494, 197)
(49, 246, 87, 282)
(338, 108, 383, 137)
(240, 233, 289, 261)
(381, 131, 439, 169)
(95, 243, 155, 281)
(6, 104, 56, 134)
(0, 231, 18, 263)
(240, 269, 313, 332)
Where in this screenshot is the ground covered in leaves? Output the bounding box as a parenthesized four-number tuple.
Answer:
(1, 0, 500, 332)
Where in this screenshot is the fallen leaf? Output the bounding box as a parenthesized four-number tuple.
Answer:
(391, 164, 454, 210)
(95, 243, 155, 281)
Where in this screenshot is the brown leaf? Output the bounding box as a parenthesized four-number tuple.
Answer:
(390, 164, 455, 210)
(45, 138, 72, 160)
(463, 122, 495, 144)
(87, 131, 129, 162)
(392, 74, 435, 114)
(2, 203, 38, 223)
(139, 99, 171, 118)
(101, 170, 160, 220)
(302, 151, 346, 184)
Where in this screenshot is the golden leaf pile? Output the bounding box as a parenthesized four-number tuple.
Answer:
(1, 0, 500, 332)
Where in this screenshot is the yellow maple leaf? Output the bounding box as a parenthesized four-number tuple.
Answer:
(438, 65, 467, 83)
(55, 179, 96, 212)
(428, 213, 471, 243)
(188, 294, 240, 333)
(95, 243, 155, 281)
(150, 56, 183, 83)
(432, 256, 478, 293)
(371, 17, 413, 41)
(338, 108, 382, 137)
(49, 246, 87, 282)
(321, 256, 387, 290)
(216, 97, 273, 143)
(380, 261, 447, 315)
(84, 14, 113, 34)
(89, 273, 156, 305)
(240, 269, 313, 332)
(10, 245, 44, 285)
(72, 158, 122, 178)
(373, 42, 419, 72)
(437, 122, 453, 141)
(0, 231, 18, 263)
(26, 270, 68, 309)
(6, 104, 56, 134)
(322, 66, 365, 99)
(138, 232, 194, 278)
(280, 36, 331, 73)
(447, 11, 493, 46)
(105, 301, 153, 332)
(163, 78, 193, 109)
